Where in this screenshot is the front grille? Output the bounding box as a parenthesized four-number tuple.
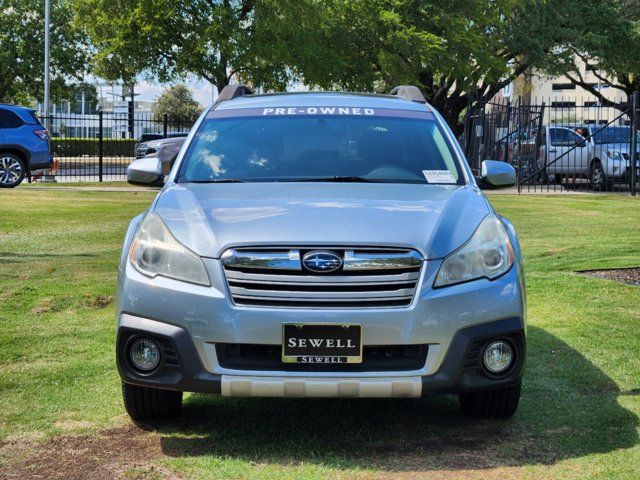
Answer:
(216, 343, 428, 372)
(221, 247, 424, 308)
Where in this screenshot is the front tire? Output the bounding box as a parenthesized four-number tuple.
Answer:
(0, 153, 26, 188)
(122, 382, 183, 421)
(459, 382, 521, 419)
(590, 160, 607, 191)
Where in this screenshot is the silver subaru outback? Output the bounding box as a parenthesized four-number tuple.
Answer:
(118, 85, 526, 421)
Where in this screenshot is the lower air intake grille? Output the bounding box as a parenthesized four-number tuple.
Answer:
(221, 247, 424, 308)
(216, 343, 428, 372)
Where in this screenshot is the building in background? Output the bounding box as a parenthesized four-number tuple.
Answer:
(516, 59, 628, 126)
(40, 83, 156, 139)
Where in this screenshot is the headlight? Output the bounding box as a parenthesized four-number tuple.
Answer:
(129, 212, 210, 286)
(434, 215, 514, 287)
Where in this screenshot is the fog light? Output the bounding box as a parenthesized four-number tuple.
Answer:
(129, 338, 160, 372)
(483, 340, 513, 373)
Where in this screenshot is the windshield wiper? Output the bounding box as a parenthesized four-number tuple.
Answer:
(287, 176, 386, 183)
(184, 179, 247, 183)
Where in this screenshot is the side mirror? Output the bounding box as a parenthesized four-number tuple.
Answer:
(479, 160, 516, 189)
(127, 157, 164, 186)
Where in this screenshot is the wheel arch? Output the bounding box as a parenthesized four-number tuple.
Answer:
(0, 146, 31, 168)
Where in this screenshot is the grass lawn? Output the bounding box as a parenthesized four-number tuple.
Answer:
(0, 188, 639, 479)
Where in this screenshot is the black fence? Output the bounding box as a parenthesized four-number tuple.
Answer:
(463, 93, 640, 194)
(34, 95, 640, 191)
(35, 111, 197, 182)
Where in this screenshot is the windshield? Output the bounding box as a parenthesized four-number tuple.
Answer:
(177, 109, 464, 184)
(592, 127, 639, 144)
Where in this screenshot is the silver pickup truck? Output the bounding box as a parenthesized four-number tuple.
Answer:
(541, 125, 639, 188)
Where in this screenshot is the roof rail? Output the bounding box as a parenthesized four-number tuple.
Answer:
(217, 84, 254, 102)
(389, 85, 426, 104)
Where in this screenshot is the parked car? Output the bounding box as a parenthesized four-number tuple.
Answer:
(134, 136, 186, 176)
(589, 126, 640, 187)
(539, 125, 592, 184)
(134, 132, 190, 158)
(0, 104, 52, 188)
(539, 125, 639, 188)
(119, 85, 526, 421)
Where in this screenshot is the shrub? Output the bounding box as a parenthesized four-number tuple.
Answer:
(51, 138, 137, 157)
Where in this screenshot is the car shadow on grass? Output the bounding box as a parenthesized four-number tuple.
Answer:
(150, 326, 638, 473)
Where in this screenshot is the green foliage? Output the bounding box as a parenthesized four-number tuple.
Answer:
(0, 0, 89, 105)
(151, 84, 202, 121)
(288, 0, 528, 130)
(51, 138, 136, 157)
(73, 0, 309, 92)
(514, 0, 640, 105)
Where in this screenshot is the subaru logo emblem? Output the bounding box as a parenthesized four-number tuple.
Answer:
(302, 251, 343, 273)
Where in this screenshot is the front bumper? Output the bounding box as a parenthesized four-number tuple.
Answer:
(117, 314, 525, 397)
(117, 244, 526, 397)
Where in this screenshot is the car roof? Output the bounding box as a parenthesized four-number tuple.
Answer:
(214, 92, 432, 112)
(145, 136, 187, 145)
(0, 103, 35, 112)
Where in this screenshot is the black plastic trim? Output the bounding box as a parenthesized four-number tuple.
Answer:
(216, 343, 428, 372)
(389, 85, 427, 104)
(217, 84, 254, 102)
(117, 316, 221, 393)
(421, 317, 526, 394)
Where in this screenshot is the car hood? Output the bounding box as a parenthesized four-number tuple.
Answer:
(146, 137, 187, 148)
(153, 182, 491, 259)
(596, 142, 639, 154)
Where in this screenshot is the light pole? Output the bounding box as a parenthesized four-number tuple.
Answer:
(41, 0, 57, 183)
(44, 0, 50, 121)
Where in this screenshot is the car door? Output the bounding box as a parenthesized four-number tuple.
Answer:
(0, 108, 7, 146)
(547, 127, 591, 176)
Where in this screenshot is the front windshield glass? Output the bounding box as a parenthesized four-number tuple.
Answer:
(592, 127, 638, 144)
(177, 109, 464, 184)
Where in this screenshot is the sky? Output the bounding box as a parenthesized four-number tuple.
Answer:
(134, 77, 309, 106)
(136, 78, 217, 106)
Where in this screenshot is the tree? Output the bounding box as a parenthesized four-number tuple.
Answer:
(288, 0, 532, 132)
(75, 0, 535, 130)
(73, 0, 314, 93)
(152, 84, 202, 121)
(514, 0, 640, 109)
(0, 0, 88, 105)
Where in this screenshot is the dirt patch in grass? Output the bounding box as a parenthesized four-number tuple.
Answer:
(0, 423, 545, 480)
(0, 426, 181, 480)
(30, 298, 62, 315)
(579, 267, 640, 286)
(85, 294, 115, 309)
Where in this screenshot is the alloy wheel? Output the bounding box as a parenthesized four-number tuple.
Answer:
(591, 163, 605, 189)
(0, 156, 24, 186)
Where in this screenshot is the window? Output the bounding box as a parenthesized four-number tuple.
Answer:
(585, 82, 609, 89)
(551, 83, 576, 90)
(179, 114, 464, 184)
(551, 101, 576, 108)
(585, 63, 599, 73)
(592, 127, 639, 144)
(0, 109, 24, 129)
(583, 101, 598, 107)
(549, 128, 583, 147)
